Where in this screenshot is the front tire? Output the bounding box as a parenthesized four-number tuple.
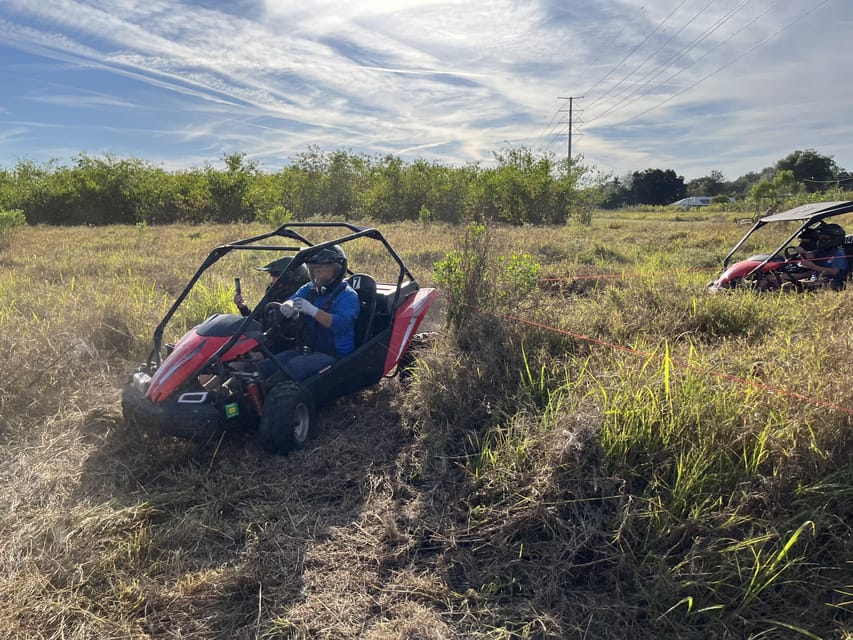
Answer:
(258, 382, 315, 454)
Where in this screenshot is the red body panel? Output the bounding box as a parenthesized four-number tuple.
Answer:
(715, 258, 785, 288)
(146, 330, 259, 403)
(384, 288, 437, 374)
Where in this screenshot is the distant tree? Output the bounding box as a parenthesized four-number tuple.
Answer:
(323, 150, 364, 219)
(458, 147, 598, 224)
(358, 155, 407, 222)
(0, 167, 13, 211)
(405, 160, 472, 224)
(288, 145, 330, 218)
(630, 168, 686, 206)
(246, 171, 289, 220)
(686, 169, 725, 197)
(204, 153, 259, 222)
(23, 144, 853, 227)
(727, 170, 767, 200)
(467, 147, 579, 225)
(599, 177, 630, 209)
(12, 154, 160, 225)
(776, 149, 838, 193)
(749, 169, 801, 213)
(170, 169, 215, 223)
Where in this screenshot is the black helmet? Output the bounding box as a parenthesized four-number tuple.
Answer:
(256, 256, 310, 289)
(816, 223, 845, 250)
(797, 228, 820, 252)
(302, 244, 347, 292)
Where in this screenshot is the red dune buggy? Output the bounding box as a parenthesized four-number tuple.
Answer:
(122, 222, 437, 453)
(708, 201, 853, 292)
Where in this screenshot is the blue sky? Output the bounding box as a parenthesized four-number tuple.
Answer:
(0, 0, 850, 181)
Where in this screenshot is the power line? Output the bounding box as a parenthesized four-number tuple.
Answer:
(584, 0, 690, 111)
(540, 3, 686, 156)
(541, 0, 832, 161)
(532, 98, 569, 152)
(586, 0, 754, 124)
(586, 0, 714, 117)
(587, 0, 773, 125)
(596, 0, 833, 129)
(803, 176, 853, 183)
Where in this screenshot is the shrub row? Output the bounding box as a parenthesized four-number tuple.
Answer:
(0, 149, 601, 226)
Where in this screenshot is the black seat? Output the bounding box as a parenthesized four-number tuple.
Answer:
(347, 273, 377, 345)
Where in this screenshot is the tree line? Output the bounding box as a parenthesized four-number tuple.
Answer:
(0, 147, 599, 226)
(0, 146, 848, 226)
(601, 149, 852, 208)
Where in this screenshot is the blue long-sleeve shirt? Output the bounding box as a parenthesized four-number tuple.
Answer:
(290, 281, 360, 356)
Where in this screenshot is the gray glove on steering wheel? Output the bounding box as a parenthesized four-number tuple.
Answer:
(279, 300, 298, 319)
(290, 297, 319, 318)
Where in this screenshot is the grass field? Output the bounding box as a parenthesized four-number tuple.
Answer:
(0, 213, 851, 639)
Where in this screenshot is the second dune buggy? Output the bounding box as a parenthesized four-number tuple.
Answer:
(708, 201, 853, 292)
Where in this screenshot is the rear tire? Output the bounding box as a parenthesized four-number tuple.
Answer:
(258, 382, 315, 454)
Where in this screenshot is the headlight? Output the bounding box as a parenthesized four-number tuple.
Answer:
(131, 371, 152, 395)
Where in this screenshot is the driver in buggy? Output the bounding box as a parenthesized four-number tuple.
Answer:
(258, 245, 360, 381)
(759, 223, 849, 291)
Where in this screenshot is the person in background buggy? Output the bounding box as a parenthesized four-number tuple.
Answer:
(260, 245, 360, 381)
(765, 223, 849, 291)
(233, 256, 309, 316)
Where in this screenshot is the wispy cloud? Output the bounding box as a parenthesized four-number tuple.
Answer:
(0, 126, 30, 144)
(25, 93, 140, 109)
(0, 0, 850, 178)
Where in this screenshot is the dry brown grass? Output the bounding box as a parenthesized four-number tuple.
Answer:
(0, 217, 851, 639)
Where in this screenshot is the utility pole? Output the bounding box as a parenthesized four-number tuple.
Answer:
(558, 96, 583, 164)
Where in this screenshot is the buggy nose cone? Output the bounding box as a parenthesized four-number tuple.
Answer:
(122, 384, 223, 442)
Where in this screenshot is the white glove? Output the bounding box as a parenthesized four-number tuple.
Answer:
(291, 297, 319, 318)
(280, 300, 298, 319)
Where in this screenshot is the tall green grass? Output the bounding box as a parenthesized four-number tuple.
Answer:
(401, 217, 853, 638)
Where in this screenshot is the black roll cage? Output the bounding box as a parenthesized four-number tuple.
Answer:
(146, 222, 420, 369)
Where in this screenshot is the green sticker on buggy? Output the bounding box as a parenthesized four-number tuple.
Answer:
(225, 403, 240, 419)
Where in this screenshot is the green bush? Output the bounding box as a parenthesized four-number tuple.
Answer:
(434, 223, 491, 330)
(434, 223, 541, 330)
(496, 252, 540, 303)
(255, 204, 293, 227)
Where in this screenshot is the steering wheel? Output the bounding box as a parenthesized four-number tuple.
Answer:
(263, 302, 303, 341)
(783, 245, 801, 260)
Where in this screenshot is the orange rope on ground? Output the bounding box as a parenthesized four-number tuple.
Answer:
(494, 310, 853, 416)
(537, 252, 853, 283)
(538, 265, 718, 282)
